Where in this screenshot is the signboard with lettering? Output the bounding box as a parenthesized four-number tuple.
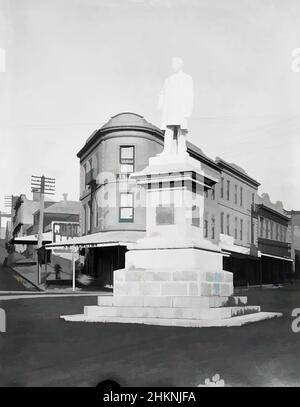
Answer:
(51, 221, 80, 253)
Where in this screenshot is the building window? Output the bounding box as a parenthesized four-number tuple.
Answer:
(226, 214, 230, 235)
(94, 199, 98, 227)
(247, 220, 250, 243)
(87, 201, 91, 232)
(234, 217, 238, 239)
(265, 220, 269, 239)
(240, 186, 243, 207)
(240, 219, 243, 241)
(83, 204, 87, 234)
(270, 221, 273, 240)
(211, 216, 215, 239)
(283, 227, 287, 242)
(119, 193, 134, 223)
(220, 212, 224, 234)
(204, 219, 208, 238)
(120, 146, 135, 174)
(234, 184, 238, 205)
(220, 177, 224, 198)
(83, 164, 87, 189)
(275, 223, 279, 240)
(211, 185, 215, 200)
(192, 205, 200, 227)
(204, 189, 209, 198)
(96, 151, 100, 175)
(260, 217, 264, 237)
(279, 225, 283, 241)
(252, 193, 255, 204)
(226, 180, 230, 201)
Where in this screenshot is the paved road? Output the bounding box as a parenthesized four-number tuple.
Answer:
(0, 284, 300, 387)
(0, 247, 33, 292)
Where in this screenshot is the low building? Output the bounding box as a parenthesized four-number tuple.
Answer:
(12, 193, 54, 253)
(215, 158, 261, 286)
(29, 194, 80, 235)
(10, 194, 81, 264)
(256, 193, 292, 284)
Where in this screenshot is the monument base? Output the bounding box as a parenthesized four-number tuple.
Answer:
(60, 246, 282, 327)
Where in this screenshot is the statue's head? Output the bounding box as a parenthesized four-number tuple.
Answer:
(171, 57, 183, 73)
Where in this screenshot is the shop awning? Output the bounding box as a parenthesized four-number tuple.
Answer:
(219, 234, 253, 257)
(45, 230, 145, 249)
(222, 249, 260, 261)
(9, 232, 52, 245)
(261, 253, 294, 262)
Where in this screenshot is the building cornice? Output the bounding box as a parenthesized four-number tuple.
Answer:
(256, 204, 290, 223)
(215, 158, 260, 188)
(77, 125, 221, 172)
(77, 126, 163, 159)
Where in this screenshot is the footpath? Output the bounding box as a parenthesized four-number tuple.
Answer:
(1, 248, 108, 295)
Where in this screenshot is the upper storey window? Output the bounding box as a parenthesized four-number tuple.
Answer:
(226, 214, 230, 235)
(260, 217, 264, 237)
(119, 192, 134, 223)
(83, 163, 87, 189)
(276, 224, 279, 240)
(226, 180, 230, 201)
(265, 220, 269, 239)
(270, 221, 274, 240)
(220, 212, 224, 234)
(211, 216, 215, 239)
(220, 177, 224, 198)
(283, 227, 287, 243)
(211, 185, 215, 200)
(120, 146, 135, 174)
(96, 151, 100, 175)
(234, 184, 238, 205)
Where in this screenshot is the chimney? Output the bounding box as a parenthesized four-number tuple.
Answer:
(63, 193, 68, 202)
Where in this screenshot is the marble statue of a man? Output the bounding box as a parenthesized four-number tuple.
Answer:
(158, 57, 194, 155)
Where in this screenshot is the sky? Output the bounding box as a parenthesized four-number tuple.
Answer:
(0, 0, 300, 226)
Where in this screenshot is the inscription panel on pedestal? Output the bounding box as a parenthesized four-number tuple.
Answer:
(156, 204, 175, 225)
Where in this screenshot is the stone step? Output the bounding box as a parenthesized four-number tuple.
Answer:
(61, 311, 282, 327)
(85, 304, 260, 320)
(97, 295, 248, 308)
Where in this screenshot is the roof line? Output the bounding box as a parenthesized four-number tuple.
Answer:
(77, 125, 163, 158)
(77, 127, 221, 171)
(257, 204, 290, 221)
(110, 112, 144, 119)
(215, 157, 260, 187)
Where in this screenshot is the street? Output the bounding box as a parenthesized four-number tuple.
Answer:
(1, 282, 300, 387)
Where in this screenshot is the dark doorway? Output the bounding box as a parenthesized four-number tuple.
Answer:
(85, 245, 126, 288)
(223, 254, 260, 287)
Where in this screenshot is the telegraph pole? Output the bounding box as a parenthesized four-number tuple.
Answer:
(31, 175, 55, 284)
